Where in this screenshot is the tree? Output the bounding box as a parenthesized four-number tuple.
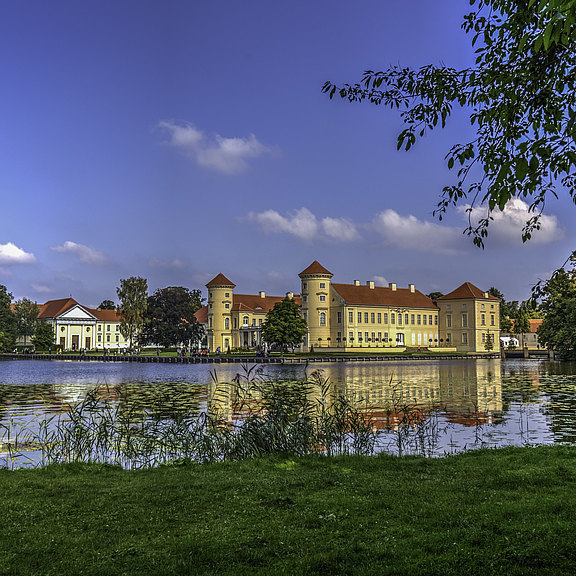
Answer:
(0, 285, 16, 352)
(427, 291, 444, 301)
(32, 322, 55, 351)
(535, 251, 576, 358)
(514, 308, 532, 347)
(141, 286, 204, 348)
(14, 298, 39, 347)
(261, 297, 307, 352)
(116, 277, 148, 348)
(98, 300, 116, 310)
(323, 1, 576, 245)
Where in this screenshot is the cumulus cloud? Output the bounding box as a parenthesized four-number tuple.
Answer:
(372, 275, 389, 286)
(51, 241, 107, 264)
(0, 242, 36, 264)
(158, 120, 272, 174)
(371, 210, 462, 254)
(461, 198, 563, 244)
(248, 208, 360, 242)
(31, 284, 54, 294)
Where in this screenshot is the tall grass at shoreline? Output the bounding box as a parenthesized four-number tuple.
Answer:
(1, 366, 502, 469)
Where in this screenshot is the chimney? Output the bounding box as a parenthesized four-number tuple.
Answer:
(354, 280, 360, 286)
(286, 291, 294, 300)
(259, 291, 265, 298)
(409, 284, 415, 293)
(389, 282, 397, 291)
(484, 292, 489, 298)
(367, 281, 375, 289)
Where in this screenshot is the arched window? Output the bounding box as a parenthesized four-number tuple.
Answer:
(225, 318, 230, 329)
(320, 312, 326, 325)
(243, 316, 249, 326)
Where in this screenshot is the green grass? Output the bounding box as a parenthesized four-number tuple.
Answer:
(2, 446, 576, 575)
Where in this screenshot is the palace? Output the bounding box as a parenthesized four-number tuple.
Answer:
(37, 298, 129, 351)
(200, 261, 501, 354)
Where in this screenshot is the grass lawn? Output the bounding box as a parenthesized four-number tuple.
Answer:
(2, 446, 576, 575)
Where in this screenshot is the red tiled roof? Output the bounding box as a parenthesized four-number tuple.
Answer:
(331, 283, 437, 309)
(299, 261, 333, 277)
(194, 306, 208, 324)
(511, 318, 542, 333)
(232, 294, 302, 313)
(438, 282, 498, 300)
(37, 298, 79, 319)
(89, 308, 121, 321)
(206, 273, 236, 287)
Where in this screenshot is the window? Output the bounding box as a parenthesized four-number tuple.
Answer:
(377, 313, 382, 323)
(225, 292, 229, 298)
(364, 312, 369, 323)
(435, 316, 438, 326)
(417, 315, 421, 325)
(398, 314, 402, 325)
(225, 318, 229, 329)
(447, 315, 452, 328)
(243, 316, 249, 326)
(358, 312, 362, 323)
(259, 319, 262, 326)
(304, 312, 307, 321)
(446, 333, 451, 343)
(349, 311, 353, 323)
(320, 312, 326, 325)
(106, 335, 110, 342)
(303, 283, 307, 289)
(234, 318, 237, 329)
(371, 312, 375, 323)
(337, 312, 342, 323)
(384, 313, 388, 323)
(320, 295, 326, 302)
(116, 335, 119, 342)
(98, 325, 101, 331)
(491, 314, 495, 326)
(482, 333, 486, 343)
(405, 314, 409, 325)
(225, 303, 230, 309)
(384, 332, 389, 342)
(377, 332, 382, 341)
(429, 315, 433, 325)
(349, 331, 354, 341)
(462, 304, 467, 308)
(303, 296, 307, 302)
(411, 314, 415, 324)
(209, 318, 212, 328)
(481, 314, 486, 326)
(423, 315, 427, 326)
(107, 325, 110, 332)
(371, 332, 375, 342)
(481, 303, 485, 309)
(391, 313, 395, 324)
(319, 283, 325, 289)
(252, 319, 256, 326)
(462, 333, 468, 344)
(365, 332, 369, 342)
(97, 335, 101, 342)
(462, 313, 468, 328)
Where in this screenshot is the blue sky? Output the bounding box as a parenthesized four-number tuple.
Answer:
(1, 0, 574, 306)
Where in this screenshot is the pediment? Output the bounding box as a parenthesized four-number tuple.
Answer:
(58, 305, 97, 321)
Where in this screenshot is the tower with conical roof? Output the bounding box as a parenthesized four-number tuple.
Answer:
(299, 261, 333, 351)
(206, 273, 235, 352)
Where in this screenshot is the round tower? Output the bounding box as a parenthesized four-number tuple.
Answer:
(299, 261, 333, 351)
(206, 273, 235, 352)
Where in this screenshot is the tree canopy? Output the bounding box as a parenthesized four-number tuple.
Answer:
(98, 300, 116, 310)
(534, 250, 576, 357)
(0, 285, 16, 352)
(116, 277, 148, 348)
(14, 298, 39, 347)
(141, 286, 204, 348)
(32, 322, 55, 351)
(261, 297, 307, 352)
(323, 0, 576, 245)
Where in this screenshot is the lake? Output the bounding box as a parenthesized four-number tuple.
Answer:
(1, 357, 576, 465)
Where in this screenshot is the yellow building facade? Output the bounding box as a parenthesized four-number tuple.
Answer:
(201, 261, 500, 354)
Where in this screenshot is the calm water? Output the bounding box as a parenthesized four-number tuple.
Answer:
(2, 357, 576, 461)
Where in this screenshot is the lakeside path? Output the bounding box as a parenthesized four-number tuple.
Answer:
(0, 352, 501, 364)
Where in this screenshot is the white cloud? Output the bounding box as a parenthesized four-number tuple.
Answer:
(51, 241, 107, 264)
(0, 242, 36, 264)
(249, 208, 319, 241)
(371, 210, 462, 254)
(148, 257, 186, 269)
(373, 275, 389, 286)
(158, 120, 272, 174)
(248, 208, 360, 243)
(31, 284, 54, 294)
(461, 198, 563, 245)
(321, 217, 360, 241)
